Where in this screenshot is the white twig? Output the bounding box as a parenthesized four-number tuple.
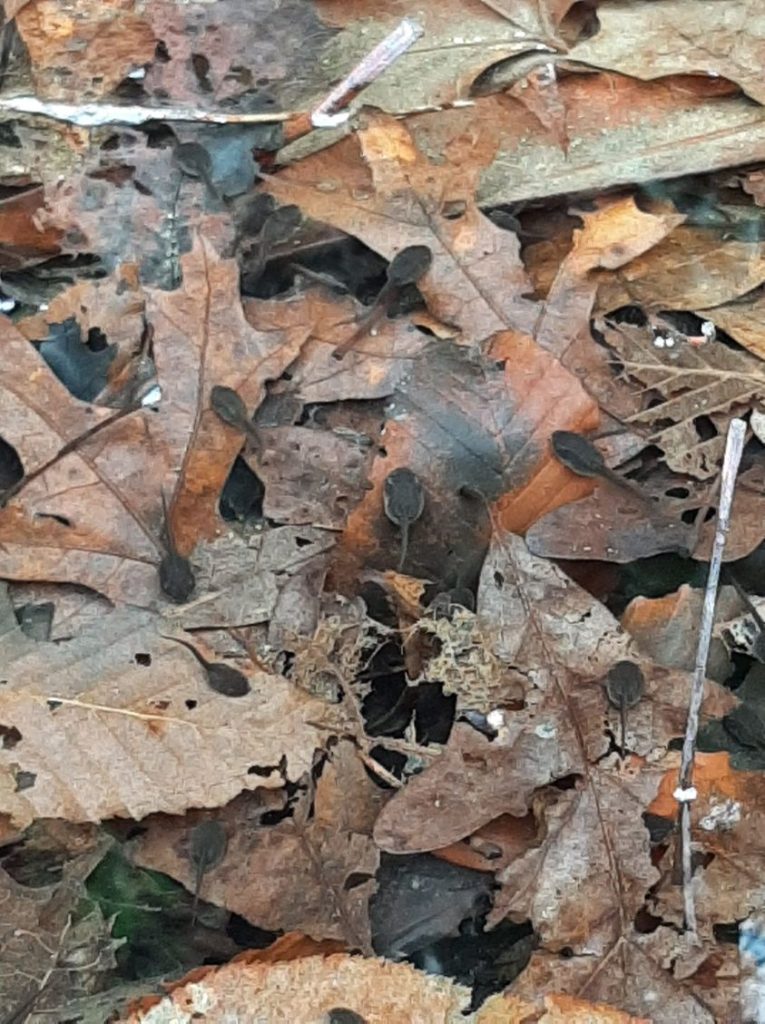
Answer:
(0, 97, 295, 127)
(311, 17, 423, 127)
(677, 417, 746, 937)
(0, 18, 423, 133)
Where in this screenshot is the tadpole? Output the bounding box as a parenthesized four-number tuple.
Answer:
(172, 634, 251, 697)
(383, 467, 425, 572)
(551, 430, 654, 506)
(158, 490, 196, 604)
(332, 245, 432, 360)
(210, 385, 262, 452)
(188, 819, 227, 926)
(604, 661, 645, 758)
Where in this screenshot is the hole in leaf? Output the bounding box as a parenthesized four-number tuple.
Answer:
(185, 699, 197, 710)
(141, 121, 176, 148)
(713, 921, 740, 944)
(344, 872, 374, 892)
(551, 774, 580, 791)
(135, 653, 152, 667)
(694, 415, 718, 441)
(0, 435, 23, 492)
(219, 455, 264, 522)
(14, 770, 35, 792)
(634, 907, 663, 934)
(0, 725, 22, 749)
(86, 327, 108, 352)
(190, 52, 212, 92)
(35, 512, 71, 527)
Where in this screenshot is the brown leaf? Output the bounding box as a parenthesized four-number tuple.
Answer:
(598, 318, 764, 480)
(376, 528, 737, 856)
(508, 936, 718, 1022)
(251, 426, 375, 529)
(476, 991, 652, 1023)
(118, 953, 472, 1024)
(595, 223, 765, 312)
(0, 187, 62, 269)
(312, 1, 560, 113)
(265, 110, 539, 346)
(571, 0, 765, 105)
(133, 740, 386, 949)
(336, 337, 597, 586)
(621, 584, 742, 682)
(0, 238, 320, 600)
(16, 0, 155, 101)
(535, 196, 685, 360)
(526, 488, 696, 565)
(0, 844, 115, 1017)
(699, 286, 765, 360)
(0, 585, 326, 826)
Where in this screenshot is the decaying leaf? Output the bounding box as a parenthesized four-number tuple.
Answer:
(265, 109, 540, 345)
(598, 318, 765, 480)
(118, 952, 473, 1023)
(0, 845, 117, 1020)
(0, 585, 329, 827)
(132, 740, 386, 950)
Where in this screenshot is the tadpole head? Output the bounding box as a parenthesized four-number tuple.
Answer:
(189, 819, 227, 872)
(386, 245, 432, 286)
(207, 662, 251, 698)
(159, 552, 196, 604)
(210, 384, 249, 430)
(173, 141, 213, 180)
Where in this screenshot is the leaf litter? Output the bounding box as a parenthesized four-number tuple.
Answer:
(2, 3, 765, 1022)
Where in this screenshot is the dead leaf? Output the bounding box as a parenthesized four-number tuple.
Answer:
(118, 953, 472, 1024)
(133, 740, 386, 950)
(335, 337, 597, 586)
(16, 0, 155, 101)
(374, 531, 735, 851)
(595, 224, 765, 312)
(476, 991, 652, 1024)
(0, 845, 116, 1018)
(621, 584, 741, 682)
(598, 318, 764, 480)
(698, 286, 765, 361)
(571, 0, 765, 105)
(265, 109, 540, 345)
(0, 585, 328, 827)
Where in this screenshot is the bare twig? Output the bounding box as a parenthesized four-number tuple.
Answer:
(0, 917, 71, 1024)
(0, 96, 296, 127)
(0, 17, 423, 138)
(311, 17, 423, 127)
(676, 417, 746, 938)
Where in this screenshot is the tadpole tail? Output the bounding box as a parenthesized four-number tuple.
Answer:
(190, 863, 204, 929)
(619, 701, 627, 759)
(397, 521, 409, 572)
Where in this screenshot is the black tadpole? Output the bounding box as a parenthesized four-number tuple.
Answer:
(210, 385, 262, 451)
(173, 635, 251, 698)
(383, 467, 425, 572)
(158, 491, 196, 604)
(604, 661, 645, 758)
(189, 819, 227, 927)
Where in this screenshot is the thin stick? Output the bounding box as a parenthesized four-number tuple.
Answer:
(0, 96, 297, 127)
(0, 17, 423, 135)
(311, 17, 423, 127)
(676, 417, 746, 938)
